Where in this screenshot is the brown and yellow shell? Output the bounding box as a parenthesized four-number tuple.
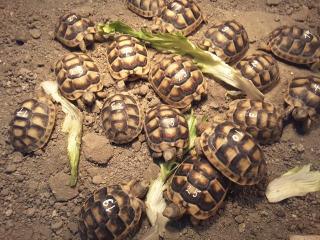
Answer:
(284, 75, 320, 120)
(144, 104, 189, 161)
(107, 35, 149, 81)
(152, 0, 204, 36)
(79, 182, 144, 240)
(166, 154, 230, 220)
(9, 97, 56, 154)
(199, 121, 266, 185)
(199, 20, 249, 64)
(55, 52, 103, 101)
(236, 53, 280, 91)
(149, 55, 207, 110)
(101, 93, 143, 144)
(266, 25, 320, 65)
(126, 0, 166, 18)
(227, 99, 283, 145)
(54, 13, 95, 51)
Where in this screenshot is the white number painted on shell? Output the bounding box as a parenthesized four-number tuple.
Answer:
(251, 60, 259, 68)
(67, 15, 78, 23)
(311, 83, 320, 93)
(103, 198, 116, 213)
(163, 118, 176, 128)
(232, 130, 244, 142)
(122, 47, 134, 58)
(221, 26, 230, 33)
(248, 112, 257, 118)
(111, 102, 125, 111)
(175, 69, 188, 83)
(171, 2, 183, 11)
(186, 185, 201, 198)
(303, 30, 312, 40)
(69, 65, 84, 76)
(16, 108, 29, 118)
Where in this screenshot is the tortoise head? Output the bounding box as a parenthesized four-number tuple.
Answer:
(126, 180, 149, 199)
(162, 202, 185, 220)
(292, 107, 312, 131)
(82, 92, 96, 107)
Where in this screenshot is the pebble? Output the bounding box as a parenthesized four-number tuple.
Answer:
(29, 29, 41, 39)
(138, 85, 149, 96)
(11, 152, 24, 163)
(5, 164, 17, 174)
(51, 221, 63, 231)
(132, 141, 142, 152)
(5, 209, 13, 217)
(15, 32, 28, 45)
(67, 222, 78, 235)
(296, 144, 305, 153)
(235, 215, 245, 224)
(49, 172, 79, 202)
(238, 223, 246, 233)
(92, 175, 104, 185)
(26, 208, 36, 217)
(266, 0, 281, 6)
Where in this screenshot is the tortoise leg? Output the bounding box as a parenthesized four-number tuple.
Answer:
(189, 216, 201, 226)
(162, 202, 185, 220)
(163, 148, 176, 162)
(151, 151, 163, 159)
(76, 98, 86, 111)
(79, 41, 87, 52)
(257, 41, 271, 52)
(194, 137, 203, 156)
(292, 107, 311, 132)
(116, 80, 126, 91)
(226, 90, 245, 99)
(310, 61, 320, 73)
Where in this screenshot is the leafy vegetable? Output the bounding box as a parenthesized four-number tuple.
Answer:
(266, 164, 320, 203)
(41, 81, 83, 187)
(97, 21, 264, 100)
(186, 110, 197, 151)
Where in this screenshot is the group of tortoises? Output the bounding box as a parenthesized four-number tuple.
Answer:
(8, 0, 320, 239)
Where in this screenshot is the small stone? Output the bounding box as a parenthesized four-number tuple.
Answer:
(26, 208, 36, 217)
(49, 172, 79, 202)
(5, 209, 13, 217)
(238, 223, 246, 233)
(67, 222, 79, 235)
(143, 163, 160, 182)
(15, 32, 28, 45)
(84, 115, 95, 126)
(274, 207, 286, 218)
(235, 215, 245, 224)
(132, 141, 141, 152)
(297, 144, 305, 153)
(51, 221, 63, 231)
(260, 210, 269, 217)
(29, 29, 41, 39)
(266, 0, 281, 6)
(11, 152, 24, 163)
(82, 133, 114, 165)
(5, 164, 17, 174)
(139, 85, 149, 96)
(92, 175, 104, 185)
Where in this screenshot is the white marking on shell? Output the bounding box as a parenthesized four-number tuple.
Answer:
(66, 14, 78, 23)
(251, 60, 259, 68)
(162, 118, 176, 128)
(310, 83, 320, 93)
(248, 112, 257, 118)
(111, 101, 125, 111)
(174, 69, 188, 83)
(303, 30, 312, 40)
(69, 65, 84, 77)
(102, 198, 116, 213)
(122, 47, 134, 57)
(186, 185, 201, 198)
(16, 108, 29, 118)
(221, 26, 230, 33)
(171, 2, 183, 11)
(232, 130, 244, 142)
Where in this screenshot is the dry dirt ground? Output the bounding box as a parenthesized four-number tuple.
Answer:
(0, 0, 320, 239)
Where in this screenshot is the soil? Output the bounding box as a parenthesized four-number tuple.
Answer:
(0, 0, 320, 240)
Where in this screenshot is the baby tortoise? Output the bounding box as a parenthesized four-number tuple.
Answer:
(107, 35, 150, 89)
(55, 13, 96, 52)
(101, 93, 143, 144)
(149, 55, 207, 111)
(55, 52, 105, 111)
(196, 121, 266, 185)
(9, 97, 56, 154)
(284, 75, 320, 131)
(126, 0, 166, 18)
(144, 104, 189, 161)
(227, 99, 283, 145)
(79, 180, 148, 240)
(152, 0, 204, 36)
(236, 53, 280, 92)
(198, 20, 249, 64)
(259, 25, 320, 72)
(164, 154, 230, 225)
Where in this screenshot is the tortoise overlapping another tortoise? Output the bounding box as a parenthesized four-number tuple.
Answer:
(55, 52, 105, 111)
(236, 53, 280, 92)
(196, 121, 266, 185)
(198, 20, 249, 64)
(260, 25, 320, 72)
(9, 97, 56, 154)
(152, 0, 204, 36)
(227, 99, 283, 145)
(79, 180, 148, 240)
(126, 0, 166, 18)
(149, 54, 207, 111)
(284, 75, 320, 131)
(107, 35, 150, 89)
(144, 104, 189, 161)
(163, 154, 230, 225)
(55, 13, 96, 52)
(101, 93, 143, 144)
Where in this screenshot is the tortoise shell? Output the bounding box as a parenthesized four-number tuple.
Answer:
(236, 53, 280, 91)
(101, 93, 143, 144)
(149, 55, 207, 110)
(166, 154, 230, 220)
(265, 25, 320, 65)
(55, 13, 95, 51)
(284, 75, 320, 121)
(199, 20, 249, 64)
(227, 99, 283, 145)
(144, 104, 189, 161)
(107, 35, 149, 81)
(9, 97, 56, 154)
(55, 52, 103, 101)
(127, 0, 166, 18)
(199, 121, 266, 185)
(152, 0, 204, 36)
(79, 181, 145, 240)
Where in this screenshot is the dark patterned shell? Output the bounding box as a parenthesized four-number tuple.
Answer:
(79, 184, 143, 240)
(167, 154, 230, 220)
(153, 0, 203, 36)
(55, 13, 95, 49)
(149, 55, 207, 109)
(236, 53, 280, 91)
(199, 20, 249, 64)
(266, 25, 320, 65)
(144, 104, 189, 159)
(55, 52, 103, 100)
(127, 0, 166, 18)
(199, 121, 266, 185)
(101, 93, 143, 144)
(284, 75, 320, 117)
(107, 35, 149, 81)
(227, 99, 283, 145)
(9, 98, 56, 154)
